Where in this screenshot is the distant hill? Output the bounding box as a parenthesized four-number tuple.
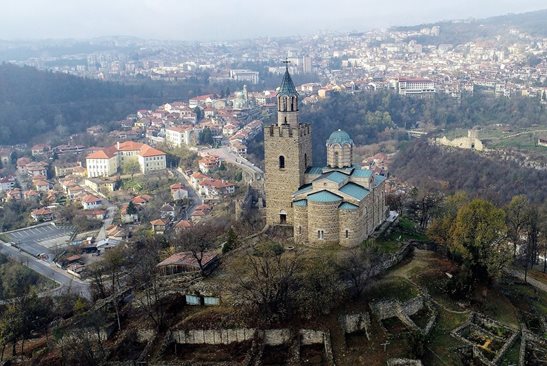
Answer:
(391, 9, 547, 44)
(0, 63, 210, 145)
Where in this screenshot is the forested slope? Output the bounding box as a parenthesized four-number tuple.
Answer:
(391, 140, 546, 204)
(0, 63, 210, 144)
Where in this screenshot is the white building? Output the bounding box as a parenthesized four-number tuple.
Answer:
(229, 69, 259, 84)
(165, 126, 194, 147)
(398, 78, 436, 96)
(86, 141, 166, 178)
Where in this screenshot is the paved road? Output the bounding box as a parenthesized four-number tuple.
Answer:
(202, 146, 264, 176)
(171, 168, 203, 219)
(507, 269, 547, 293)
(0, 240, 91, 299)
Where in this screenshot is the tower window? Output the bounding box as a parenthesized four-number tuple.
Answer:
(304, 153, 308, 168)
(279, 155, 285, 169)
(317, 230, 324, 240)
(298, 226, 302, 234)
(345, 230, 349, 238)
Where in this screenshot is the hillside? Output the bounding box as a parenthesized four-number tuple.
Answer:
(390, 140, 547, 204)
(392, 9, 547, 44)
(0, 63, 210, 145)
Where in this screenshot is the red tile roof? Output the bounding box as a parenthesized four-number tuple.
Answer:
(157, 251, 217, 268)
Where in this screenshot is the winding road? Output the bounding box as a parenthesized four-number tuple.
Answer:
(0, 240, 91, 299)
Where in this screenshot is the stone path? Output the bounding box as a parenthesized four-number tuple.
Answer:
(507, 269, 547, 293)
(386, 249, 470, 315)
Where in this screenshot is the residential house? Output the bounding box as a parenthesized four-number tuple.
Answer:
(156, 251, 219, 275)
(131, 194, 152, 207)
(0, 176, 16, 191)
(106, 225, 128, 241)
(198, 155, 222, 173)
(150, 218, 168, 235)
(23, 190, 40, 201)
(191, 204, 212, 222)
(174, 219, 192, 233)
(6, 188, 22, 201)
(81, 194, 103, 210)
(34, 179, 50, 192)
(31, 207, 54, 222)
(165, 125, 194, 147)
(170, 183, 189, 201)
(160, 203, 176, 219)
(31, 144, 51, 157)
(16, 157, 32, 174)
(120, 204, 139, 224)
(190, 172, 208, 189)
(83, 209, 106, 220)
(26, 162, 48, 177)
(54, 162, 84, 177)
(198, 179, 236, 199)
(84, 177, 118, 193)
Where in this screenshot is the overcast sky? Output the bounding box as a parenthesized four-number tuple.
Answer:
(1, 0, 546, 41)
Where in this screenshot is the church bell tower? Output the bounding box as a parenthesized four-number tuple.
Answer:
(264, 61, 313, 226)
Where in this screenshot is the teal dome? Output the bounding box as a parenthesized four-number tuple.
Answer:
(327, 129, 353, 145)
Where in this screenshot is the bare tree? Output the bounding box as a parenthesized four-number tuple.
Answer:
(232, 249, 301, 324)
(337, 248, 380, 299)
(173, 220, 226, 274)
(130, 238, 169, 331)
(522, 206, 539, 282)
(96, 246, 127, 332)
(506, 195, 530, 258)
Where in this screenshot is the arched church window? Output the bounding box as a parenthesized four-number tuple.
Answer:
(279, 155, 285, 169)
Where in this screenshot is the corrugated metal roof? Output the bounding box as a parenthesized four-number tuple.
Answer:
(305, 166, 324, 175)
(339, 202, 359, 210)
(326, 171, 349, 184)
(293, 199, 308, 207)
(352, 168, 373, 178)
(307, 190, 342, 203)
(294, 184, 313, 196)
(374, 175, 387, 187)
(340, 182, 369, 201)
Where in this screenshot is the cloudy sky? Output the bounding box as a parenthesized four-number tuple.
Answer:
(1, 0, 546, 40)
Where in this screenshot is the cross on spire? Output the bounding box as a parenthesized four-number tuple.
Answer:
(282, 58, 291, 70)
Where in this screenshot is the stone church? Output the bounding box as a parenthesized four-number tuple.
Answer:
(264, 66, 387, 248)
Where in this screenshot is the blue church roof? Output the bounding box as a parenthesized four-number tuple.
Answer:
(307, 190, 342, 203)
(351, 168, 373, 179)
(339, 202, 359, 210)
(293, 199, 308, 207)
(323, 171, 349, 184)
(327, 129, 353, 145)
(278, 68, 298, 96)
(340, 182, 370, 200)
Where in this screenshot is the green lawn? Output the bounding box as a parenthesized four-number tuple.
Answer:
(423, 309, 467, 366)
(365, 217, 428, 254)
(365, 278, 420, 303)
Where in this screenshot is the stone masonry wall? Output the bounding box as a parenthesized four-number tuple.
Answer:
(293, 205, 308, 244)
(264, 124, 312, 226)
(172, 328, 256, 345)
(339, 207, 365, 248)
(307, 200, 341, 245)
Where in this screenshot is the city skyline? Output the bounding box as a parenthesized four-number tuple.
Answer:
(1, 0, 546, 41)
